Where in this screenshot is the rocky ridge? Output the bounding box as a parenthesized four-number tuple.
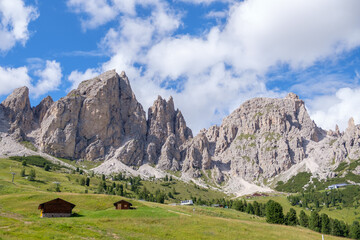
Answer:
(1, 70, 360, 196)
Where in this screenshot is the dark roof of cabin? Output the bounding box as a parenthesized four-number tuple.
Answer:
(113, 200, 132, 206)
(38, 198, 76, 210)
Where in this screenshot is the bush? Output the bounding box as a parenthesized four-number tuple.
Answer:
(44, 164, 50, 171)
(80, 178, 86, 186)
(28, 169, 36, 181)
(20, 169, 26, 177)
(85, 177, 90, 186)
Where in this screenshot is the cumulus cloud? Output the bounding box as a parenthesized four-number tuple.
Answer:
(178, 0, 232, 4)
(0, 60, 62, 98)
(68, 68, 100, 90)
(309, 88, 360, 131)
(66, 0, 119, 29)
(66, 0, 179, 30)
(0, 66, 31, 95)
(31, 60, 63, 98)
(0, 0, 38, 52)
(68, 0, 360, 133)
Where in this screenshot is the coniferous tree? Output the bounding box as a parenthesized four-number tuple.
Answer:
(265, 200, 284, 224)
(119, 184, 124, 196)
(331, 219, 342, 236)
(44, 164, 50, 171)
(340, 220, 349, 237)
(309, 211, 321, 232)
(286, 208, 298, 226)
(253, 201, 261, 216)
(299, 210, 308, 227)
(20, 169, 26, 177)
(28, 169, 36, 181)
(85, 177, 90, 186)
(321, 213, 331, 234)
(80, 178, 86, 186)
(246, 203, 254, 215)
(350, 221, 360, 239)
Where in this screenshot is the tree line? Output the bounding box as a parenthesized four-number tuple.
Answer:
(232, 199, 360, 239)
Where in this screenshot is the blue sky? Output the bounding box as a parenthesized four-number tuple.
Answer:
(1, 0, 360, 133)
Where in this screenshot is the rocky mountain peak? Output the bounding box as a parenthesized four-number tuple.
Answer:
(38, 70, 147, 164)
(3, 72, 360, 196)
(146, 95, 192, 168)
(34, 96, 53, 124)
(285, 92, 299, 100)
(347, 117, 355, 130)
(1, 86, 34, 135)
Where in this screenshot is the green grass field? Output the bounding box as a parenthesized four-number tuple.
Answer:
(0, 158, 352, 239)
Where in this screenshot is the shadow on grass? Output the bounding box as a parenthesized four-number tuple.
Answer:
(72, 213, 84, 217)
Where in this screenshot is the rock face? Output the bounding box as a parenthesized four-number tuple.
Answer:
(330, 118, 360, 163)
(34, 96, 54, 124)
(38, 70, 147, 164)
(1, 86, 34, 135)
(181, 93, 325, 182)
(146, 96, 192, 170)
(3, 70, 360, 192)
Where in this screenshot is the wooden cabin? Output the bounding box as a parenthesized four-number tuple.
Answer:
(38, 198, 75, 218)
(114, 200, 133, 210)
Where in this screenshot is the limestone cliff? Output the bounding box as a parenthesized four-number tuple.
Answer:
(1, 86, 34, 135)
(2, 70, 360, 194)
(146, 96, 192, 170)
(38, 70, 147, 164)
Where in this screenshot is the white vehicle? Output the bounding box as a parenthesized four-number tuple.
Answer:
(180, 200, 194, 205)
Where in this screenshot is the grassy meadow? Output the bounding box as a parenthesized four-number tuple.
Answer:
(0, 157, 352, 239)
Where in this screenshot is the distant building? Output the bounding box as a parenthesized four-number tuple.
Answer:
(327, 183, 349, 190)
(38, 198, 75, 218)
(180, 200, 193, 205)
(114, 200, 133, 210)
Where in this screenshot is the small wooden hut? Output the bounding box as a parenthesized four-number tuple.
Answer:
(38, 198, 75, 218)
(113, 200, 133, 210)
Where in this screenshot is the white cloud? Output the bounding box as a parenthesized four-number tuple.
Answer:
(0, 60, 62, 98)
(68, 0, 360, 133)
(66, 0, 118, 29)
(221, 0, 360, 72)
(31, 60, 63, 98)
(309, 88, 360, 131)
(148, 0, 360, 79)
(0, 0, 38, 52)
(68, 68, 100, 90)
(0, 66, 31, 95)
(66, 0, 179, 30)
(205, 10, 228, 19)
(177, 0, 231, 4)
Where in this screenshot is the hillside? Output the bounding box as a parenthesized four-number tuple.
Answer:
(0, 70, 360, 196)
(0, 158, 347, 240)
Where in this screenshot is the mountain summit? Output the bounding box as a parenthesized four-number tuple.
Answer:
(1, 70, 359, 196)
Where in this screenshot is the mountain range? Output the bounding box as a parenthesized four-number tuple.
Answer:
(1, 70, 359, 196)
